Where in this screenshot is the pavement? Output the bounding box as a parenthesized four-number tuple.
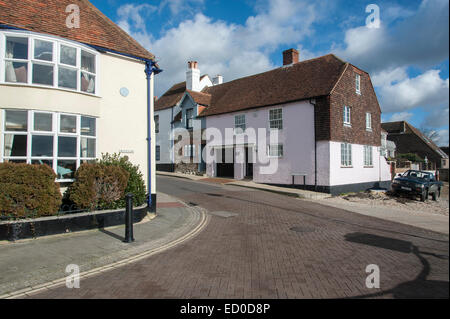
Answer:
(0, 193, 207, 298)
(19, 175, 449, 299)
(156, 171, 330, 200)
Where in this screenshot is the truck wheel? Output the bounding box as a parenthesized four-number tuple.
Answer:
(421, 189, 428, 202)
(432, 189, 440, 201)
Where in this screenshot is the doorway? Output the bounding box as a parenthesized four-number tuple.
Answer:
(245, 146, 253, 178)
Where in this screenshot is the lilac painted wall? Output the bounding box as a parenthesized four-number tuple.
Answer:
(205, 100, 316, 185)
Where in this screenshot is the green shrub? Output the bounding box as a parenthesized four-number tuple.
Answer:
(68, 163, 129, 211)
(397, 153, 424, 163)
(0, 163, 62, 219)
(98, 153, 147, 208)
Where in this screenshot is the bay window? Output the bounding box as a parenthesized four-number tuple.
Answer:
(1, 109, 97, 181)
(2, 32, 98, 95)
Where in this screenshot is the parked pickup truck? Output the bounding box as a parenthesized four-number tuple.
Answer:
(391, 170, 443, 202)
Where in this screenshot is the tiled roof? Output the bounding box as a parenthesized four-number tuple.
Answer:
(155, 81, 187, 111)
(0, 0, 155, 60)
(187, 90, 212, 106)
(199, 54, 347, 117)
(382, 121, 449, 159)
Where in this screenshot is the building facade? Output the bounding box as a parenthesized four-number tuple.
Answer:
(0, 0, 160, 210)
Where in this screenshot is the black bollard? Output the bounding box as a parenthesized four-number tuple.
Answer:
(124, 193, 135, 243)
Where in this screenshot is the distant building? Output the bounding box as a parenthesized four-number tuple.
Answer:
(381, 121, 449, 169)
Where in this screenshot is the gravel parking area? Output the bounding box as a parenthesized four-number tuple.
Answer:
(323, 183, 449, 217)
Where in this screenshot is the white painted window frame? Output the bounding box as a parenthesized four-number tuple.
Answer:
(0, 30, 99, 96)
(234, 114, 246, 134)
(356, 74, 361, 95)
(366, 112, 372, 131)
(1, 109, 97, 182)
(343, 106, 351, 127)
(269, 108, 283, 130)
(341, 143, 352, 167)
(364, 145, 373, 167)
(267, 144, 284, 158)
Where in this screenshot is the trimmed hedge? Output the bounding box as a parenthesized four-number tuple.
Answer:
(98, 153, 147, 208)
(68, 163, 130, 211)
(0, 163, 62, 219)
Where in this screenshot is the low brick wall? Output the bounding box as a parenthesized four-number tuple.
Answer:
(0, 205, 148, 242)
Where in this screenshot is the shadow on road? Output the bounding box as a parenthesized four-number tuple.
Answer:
(345, 232, 449, 299)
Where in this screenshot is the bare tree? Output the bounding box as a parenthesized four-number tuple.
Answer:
(420, 126, 440, 144)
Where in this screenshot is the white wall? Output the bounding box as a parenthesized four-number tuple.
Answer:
(327, 141, 391, 186)
(206, 100, 316, 185)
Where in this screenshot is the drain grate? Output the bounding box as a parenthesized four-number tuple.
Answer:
(188, 202, 198, 206)
(209, 211, 238, 218)
(206, 193, 224, 197)
(290, 226, 315, 233)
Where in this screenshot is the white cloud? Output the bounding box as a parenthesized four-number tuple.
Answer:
(377, 69, 449, 113)
(371, 67, 408, 87)
(335, 0, 449, 73)
(117, 0, 319, 95)
(388, 112, 414, 122)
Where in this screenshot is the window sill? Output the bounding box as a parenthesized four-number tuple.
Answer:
(366, 129, 373, 132)
(356, 91, 361, 95)
(341, 166, 353, 168)
(364, 166, 374, 168)
(343, 124, 352, 128)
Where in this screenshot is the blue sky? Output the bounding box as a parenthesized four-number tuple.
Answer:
(92, 0, 449, 146)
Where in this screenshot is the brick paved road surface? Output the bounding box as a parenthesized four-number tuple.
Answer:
(29, 176, 449, 299)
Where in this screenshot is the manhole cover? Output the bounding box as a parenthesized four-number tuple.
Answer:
(209, 211, 238, 218)
(290, 226, 315, 233)
(188, 202, 198, 206)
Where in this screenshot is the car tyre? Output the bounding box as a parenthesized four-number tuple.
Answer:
(421, 189, 428, 202)
(432, 189, 440, 201)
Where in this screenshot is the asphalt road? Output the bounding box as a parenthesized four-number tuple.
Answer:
(31, 175, 449, 299)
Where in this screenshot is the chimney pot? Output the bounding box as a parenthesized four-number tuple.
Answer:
(283, 48, 299, 66)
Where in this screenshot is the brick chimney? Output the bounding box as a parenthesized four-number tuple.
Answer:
(186, 61, 201, 92)
(283, 48, 299, 66)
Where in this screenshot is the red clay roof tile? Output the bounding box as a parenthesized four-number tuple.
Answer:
(0, 0, 154, 60)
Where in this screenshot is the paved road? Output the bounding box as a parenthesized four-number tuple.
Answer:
(30, 176, 449, 299)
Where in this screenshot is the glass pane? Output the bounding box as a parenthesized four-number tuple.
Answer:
(81, 50, 95, 73)
(34, 113, 52, 131)
(60, 115, 76, 133)
(81, 117, 96, 136)
(81, 72, 95, 94)
(6, 37, 28, 60)
(32, 63, 54, 86)
(60, 45, 77, 66)
(32, 159, 53, 168)
(34, 40, 53, 61)
(58, 66, 77, 89)
(58, 136, 77, 157)
(5, 62, 28, 83)
(57, 160, 76, 179)
(3, 134, 27, 157)
(80, 137, 95, 158)
(5, 110, 27, 131)
(32, 135, 53, 157)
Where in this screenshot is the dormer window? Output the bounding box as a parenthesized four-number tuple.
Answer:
(2, 31, 98, 95)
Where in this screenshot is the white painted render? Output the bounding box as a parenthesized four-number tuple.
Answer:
(205, 100, 316, 185)
(319, 141, 391, 186)
(0, 39, 155, 195)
